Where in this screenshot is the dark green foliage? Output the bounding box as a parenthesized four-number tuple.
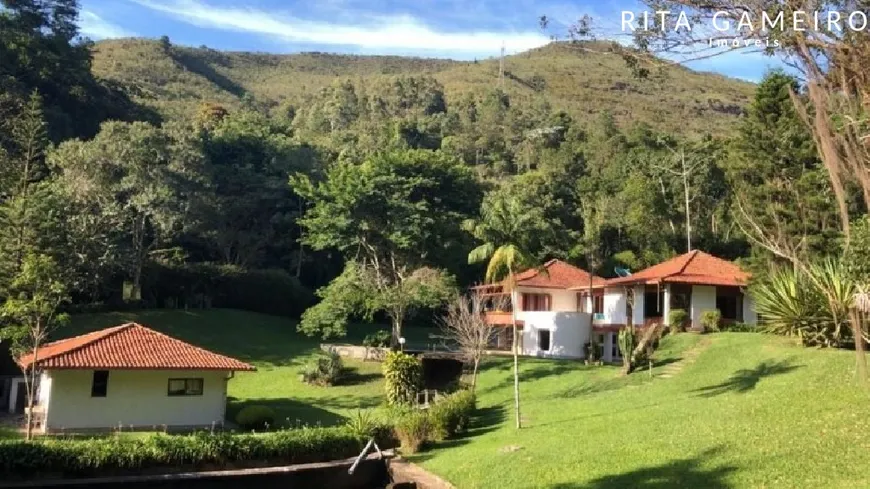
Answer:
(428, 390, 476, 441)
(392, 409, 431, 454)
(235, 405, 276, 430)
(363, 330, 392, 348)
(0, 427, 382, 479)
(668, 309, 688, 333)
(700, 310, 722, 333)
(725, 322, 759, 333)
(300, 351, 344, 386)
(383, 351, 422, 406)
(617, 327, 635, 373)
(143, 262, 313, 318)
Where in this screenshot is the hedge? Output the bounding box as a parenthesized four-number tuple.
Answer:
(0, 426, 391, 479)
(141, 262, 314, 318)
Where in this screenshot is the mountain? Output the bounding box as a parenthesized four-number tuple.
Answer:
(92, 39, 754, 135)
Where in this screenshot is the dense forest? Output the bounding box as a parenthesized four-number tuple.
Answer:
(0, 1, 865, 342)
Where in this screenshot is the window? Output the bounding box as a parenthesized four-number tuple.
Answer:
(91, 370, 109, 397)
(576, 292, 586, 312)
(168, 378, 204, 396)
(611, 333, 620, 359)
(521, 293, 551, 311)
(592, 293, 604, 314)
(538, 330, 551, 351)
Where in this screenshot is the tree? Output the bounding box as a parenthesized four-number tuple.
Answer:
(439, 292, 502, 392)
(50, 121, 205, 300)
(292, 150, 480, 344)
(466, 197, 543, 428)
(0, 253, 70, 440)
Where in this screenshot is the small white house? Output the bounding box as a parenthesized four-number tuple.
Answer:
(476, 251, 758, 363)
(18, 323, 255, 433)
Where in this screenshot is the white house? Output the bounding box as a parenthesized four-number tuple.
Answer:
(475, 259, 602, 359)
(477, 251, 758, 363)
(18, 323, 255, 433)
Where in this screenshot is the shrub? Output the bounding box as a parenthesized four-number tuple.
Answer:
(700, 309, 722, 332)
(392, 409, 431, 454)
(344, 410, 379, 440)
(668, 309, 688, 333)
(362, 330, 391, 348)
(235, 405, 276, 430)
(300, 351, 344, 386)
(429, 390, 475, 441)
(383, 351, 422, 406)
(0, 426, 389, 479)
(727, 322, 759, 333)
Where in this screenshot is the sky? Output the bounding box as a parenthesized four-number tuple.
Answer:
(77, 0, 788, 82)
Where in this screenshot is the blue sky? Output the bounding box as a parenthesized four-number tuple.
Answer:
(78, 0, 786, 82)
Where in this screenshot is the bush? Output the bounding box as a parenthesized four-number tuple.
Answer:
(392, 409, 431, 454)
(700, 309, 722, 332)
(727, 322, 759, 333)
(0, 426, 391, 479)
(428, 390, 475, 441)
(668, 309, 688, 333)
(300, 351, 343, 386)
(235, 405, 276, 430)
(383, 351, 422, 406)
(362, 330, 391, 348)
(142, 262, 314, 318)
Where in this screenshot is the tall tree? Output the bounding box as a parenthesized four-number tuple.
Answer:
(466, 196, 542, 429)
(0, 253, 69, 440)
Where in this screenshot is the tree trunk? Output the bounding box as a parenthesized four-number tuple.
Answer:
(391, 317, 403, 350)
(509, 265, 522, 429)
(25, 340, 39, 441)
(682, 151, 692, 252)
(471, 358, 479, 393)
(849, 310, 868, 384)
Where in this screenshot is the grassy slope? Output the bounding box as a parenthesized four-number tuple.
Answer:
(92, 40, 754, 135)
(417, 333, 870, 489)
(67, 309, 431, 428)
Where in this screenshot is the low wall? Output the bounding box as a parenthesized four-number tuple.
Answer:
(0, 455, 389, 489)
(321, 344, 389, 361)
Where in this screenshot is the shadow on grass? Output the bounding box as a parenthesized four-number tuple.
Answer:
(338, 367, 381, 386)
(550, 448, 737, 489)
(227, 395, 381, 428)
(694, 359, 802, 398)
(409, 404, 506, 463)
(552, 378, 623, 399)
(479, 360, 587, 394)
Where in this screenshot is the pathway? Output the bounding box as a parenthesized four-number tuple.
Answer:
(656, 336, 713, 379)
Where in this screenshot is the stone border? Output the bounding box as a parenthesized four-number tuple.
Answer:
(388, 457, 457, 489)
(321, 344, 388, 361)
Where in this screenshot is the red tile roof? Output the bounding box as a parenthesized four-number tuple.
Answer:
(19, 323, 256, 371)
(605, 250, 749, 287)
(512, 259, 605, 289)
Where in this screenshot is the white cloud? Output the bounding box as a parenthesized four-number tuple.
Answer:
(132, 0, 549, 56)
(79, 10, 135, 39)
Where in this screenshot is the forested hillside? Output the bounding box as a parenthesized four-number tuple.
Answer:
(92, 39, 754, 136)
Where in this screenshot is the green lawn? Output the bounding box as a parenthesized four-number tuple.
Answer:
(68, 309, 432, 427)
(64, 310, 870, 487)
(414, 333, 870, 489)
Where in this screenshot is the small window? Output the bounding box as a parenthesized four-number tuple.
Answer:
(538, 330, 551, 351)
(91, 370, 109, 397)
(168, 378, 204, 396)
(611, 333, 621, 359)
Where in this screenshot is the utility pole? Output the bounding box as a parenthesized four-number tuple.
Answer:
(499, 42, 505, 88)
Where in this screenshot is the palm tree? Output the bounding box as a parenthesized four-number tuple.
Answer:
(465, 196, 541, 429)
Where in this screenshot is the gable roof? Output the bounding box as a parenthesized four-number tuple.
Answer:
(19, 323, 256, 371)
(511, 259, 605, 289)
(605, 250, 750, 287)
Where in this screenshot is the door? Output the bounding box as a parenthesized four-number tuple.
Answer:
(14, 382, 26, 414)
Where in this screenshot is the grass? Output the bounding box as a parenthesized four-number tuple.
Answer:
(67, 309, 433, 428)
(413, 332, 870, 489)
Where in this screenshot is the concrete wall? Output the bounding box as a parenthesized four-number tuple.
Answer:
(42, 369, 231, 431)
(631, 286, 645, 326)
(517, 311, 591, 359)
(321, 344, 388, 361)
(690, 285, 717, 327)
(743, 294, 758, 325)
(514, 286, 577, 312)
(591, 288, 627, 326)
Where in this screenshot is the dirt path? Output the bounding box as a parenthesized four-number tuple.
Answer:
(656, 336, 714, 379)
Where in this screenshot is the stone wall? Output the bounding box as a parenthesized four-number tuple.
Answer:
(320, 344, 389, 362)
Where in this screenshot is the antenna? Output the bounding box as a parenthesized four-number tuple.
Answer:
(499, 42, 505, 88)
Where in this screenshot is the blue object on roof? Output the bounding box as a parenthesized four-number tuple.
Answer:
(614, 267, 632, 277)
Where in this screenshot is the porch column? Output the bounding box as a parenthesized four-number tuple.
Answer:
(633, 285, 644, 326)
(662, 284, 671, 325)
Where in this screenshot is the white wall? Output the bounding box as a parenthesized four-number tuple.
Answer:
(743, 294, 758, 325)
(43, 369, 230, 431)
(518, 311, 591, 359)
(632, 286, 645, 326)
(592, 288, 627, 325)
(691, 285, 717, 327)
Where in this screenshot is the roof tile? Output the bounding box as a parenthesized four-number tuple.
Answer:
(605, 250, 749, 287)
(19, 323, 255, 371)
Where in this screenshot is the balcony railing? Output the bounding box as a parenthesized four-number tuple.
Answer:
(484, 311, 514, 325)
